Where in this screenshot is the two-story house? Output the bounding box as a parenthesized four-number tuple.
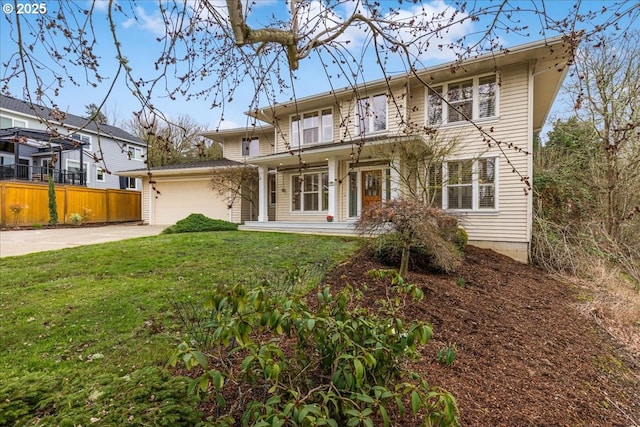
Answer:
(121, 35, 575, 262)
(0, 95, 146, 190)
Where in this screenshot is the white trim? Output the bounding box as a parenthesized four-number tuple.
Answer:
(0, 115, 28, 128)
(425, 73, 500, 128)
(355, 94, 388, 136)
(257, 166, 268, 222)
(128, 145, 144, 161)
(290, 107, 334, 148)
(442, 156, 498, 212)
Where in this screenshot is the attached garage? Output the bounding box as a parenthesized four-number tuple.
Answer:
(117, 159, 252, 226)
(150, 176, 229, 225)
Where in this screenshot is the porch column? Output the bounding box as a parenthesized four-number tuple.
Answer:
(257, 165, 268, 222)
(328, 157, 338, 219)
(390, 157, 401, 200)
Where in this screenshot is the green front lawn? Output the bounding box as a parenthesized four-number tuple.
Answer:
(0, 231, 362, 426)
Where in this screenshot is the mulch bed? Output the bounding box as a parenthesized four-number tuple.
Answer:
(320, 245, 640, 426)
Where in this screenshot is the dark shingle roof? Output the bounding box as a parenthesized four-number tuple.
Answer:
(117, 158, 246, 174)
(0, 94, 143, 145)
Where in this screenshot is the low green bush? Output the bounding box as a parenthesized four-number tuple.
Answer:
(170, 268, 459, 426)
(162, 213, 238, 234)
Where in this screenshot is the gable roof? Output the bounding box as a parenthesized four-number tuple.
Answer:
(0, 94, 143, 145)
(247, 34, 578, 132)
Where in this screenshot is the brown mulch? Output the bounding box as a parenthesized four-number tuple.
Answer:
(321, 245, 640, 426)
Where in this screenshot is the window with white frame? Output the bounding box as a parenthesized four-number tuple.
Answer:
(128, 145, 144, 161)
(71, 133, 92, 150)
(291, 172, 329, 212)
(241, 137, 259, 156)
(427, 74, 497, 126)
(96, 167, 105, 182)
(444, 158, 496, 210)
(291, 109, 333, 147)
(356, 94, 387, 135)
(0, 115, 27, 128)
(126, 177, 138, 189)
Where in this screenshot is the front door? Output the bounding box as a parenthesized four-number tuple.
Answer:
(361, 170, 382, 209)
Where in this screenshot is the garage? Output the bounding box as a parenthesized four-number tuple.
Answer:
(151, 176, 229, 225)
(117, 159, 246, 226)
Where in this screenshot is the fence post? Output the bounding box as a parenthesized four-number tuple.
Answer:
(0, 183, 5, 227)
(106, 189, 111, 223)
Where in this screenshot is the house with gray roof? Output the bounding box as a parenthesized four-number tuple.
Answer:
(0, 94, 146, 190)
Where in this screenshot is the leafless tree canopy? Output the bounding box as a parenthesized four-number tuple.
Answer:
(2, 1, 637, 126)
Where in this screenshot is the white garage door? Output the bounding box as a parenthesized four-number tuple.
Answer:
(152, 177, 229, 225)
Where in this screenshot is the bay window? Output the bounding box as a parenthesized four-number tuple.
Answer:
(427, 74, 497, 126)
(356, 94, 387, 135)
(292, 172, 329, 212)
(291, 109, 333, 147)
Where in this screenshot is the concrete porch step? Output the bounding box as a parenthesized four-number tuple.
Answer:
(239, 221, 358, 237)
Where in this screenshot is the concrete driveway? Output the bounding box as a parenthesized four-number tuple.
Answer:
(0, 223, 166, 257)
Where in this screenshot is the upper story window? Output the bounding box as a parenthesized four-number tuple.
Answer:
(356, 94, 387, 135)
(0, 115, 27, 128)
(291, 108, 333, 147)
(128, 145, 144, 161)
(427, 74, 497, 126)
(241, 137, 259, 156)
(444, 157, 496, 210)
(71, 133, 92, 150)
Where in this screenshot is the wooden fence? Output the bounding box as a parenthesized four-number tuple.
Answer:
(0, 181, 141, 227)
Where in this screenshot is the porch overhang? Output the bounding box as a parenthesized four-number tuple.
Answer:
(245, 134, 412, 168)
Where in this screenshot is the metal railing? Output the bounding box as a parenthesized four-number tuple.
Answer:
(0, 164, 87, 186)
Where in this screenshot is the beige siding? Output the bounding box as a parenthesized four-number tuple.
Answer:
(430, 63, 531, 244)
(149, 177, 229, 225)
(223, 130, 275, 162)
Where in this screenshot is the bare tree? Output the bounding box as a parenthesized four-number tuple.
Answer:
(209, 164, 258, 220)
(568, 30, 640, 240)
(127, 113, 222, 167)
(0, 1, 637, 188)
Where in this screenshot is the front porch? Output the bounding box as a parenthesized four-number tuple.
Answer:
(239, 221, 359, 237)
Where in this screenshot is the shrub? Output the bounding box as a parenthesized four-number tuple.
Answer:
(9, 203, 26, 227)
(359, 199, 465, 274)
(453, 227, 468, 251)
(81, 208, 93, 223)
(69, 213, 83, 225)
(170, 269, 459, 426)
(162, 213, 238, 234)
(48, 176, 58, 225)
(436, 344, 457, 367)
(373, 231, 462, 274)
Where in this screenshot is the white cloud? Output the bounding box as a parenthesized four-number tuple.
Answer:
(295, 0, 476, 64)
(121, 6, 166, 37)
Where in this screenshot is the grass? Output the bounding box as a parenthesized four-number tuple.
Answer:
(0, 231, 362, 426)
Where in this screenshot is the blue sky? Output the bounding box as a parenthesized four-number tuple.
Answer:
(1, 0, 637, 132)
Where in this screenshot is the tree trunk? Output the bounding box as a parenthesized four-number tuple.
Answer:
(399, 240, 411, 278)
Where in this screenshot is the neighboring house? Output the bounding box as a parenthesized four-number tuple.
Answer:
(0, 94, 146, 190)
(121, 35, 576, 263)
